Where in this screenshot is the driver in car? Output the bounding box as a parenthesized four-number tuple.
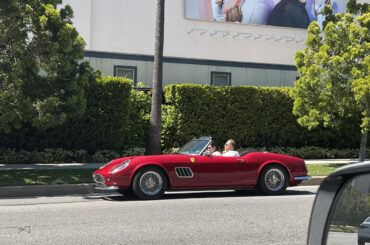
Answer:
(208, 141, 221, 156)
(222, 139, 240, 157)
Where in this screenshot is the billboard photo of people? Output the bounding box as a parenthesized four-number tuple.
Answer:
(184, 0, 348, 29)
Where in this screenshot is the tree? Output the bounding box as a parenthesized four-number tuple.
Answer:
(293, 3, 370, 161)
(331, 185, 370, 227)
(0, 0, 93, 133)
(148, 0, 165, 155)
(347, 0, 369, 15)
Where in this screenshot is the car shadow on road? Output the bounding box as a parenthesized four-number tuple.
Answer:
(87, 188, 316, 202)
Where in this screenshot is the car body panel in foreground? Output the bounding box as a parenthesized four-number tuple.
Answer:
(307, 161, 370, 245)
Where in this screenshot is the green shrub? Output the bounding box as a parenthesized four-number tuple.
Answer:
(73, 149, 90, 163)
(0, 149, 33, 164)
(124, 87, 151, 148)
(163, 84, 361, 149)
(123, 148, 146, 156)
(89, 150, 120, 163)
(0, 148, 89, 164)
(58, 77, 134, 152)
(0, 77, 151, 153)
(32, 148, 75, 163)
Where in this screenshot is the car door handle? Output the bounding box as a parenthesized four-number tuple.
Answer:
(237, 159, 245, 163)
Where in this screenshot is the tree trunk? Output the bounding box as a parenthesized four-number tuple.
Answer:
(359, 131, 367, 162)
(147, 0, 165, 155)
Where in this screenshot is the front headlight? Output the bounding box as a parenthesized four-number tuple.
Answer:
(99, 160, 113, 169)
(110, 160, 130, 174)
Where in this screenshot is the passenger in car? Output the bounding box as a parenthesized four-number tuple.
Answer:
(222, 139, 240, 156)
(208, 141, 222, 156)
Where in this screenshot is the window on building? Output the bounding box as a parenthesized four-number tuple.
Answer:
(114, 65, 137, 86)
(210, 72, 231, 86)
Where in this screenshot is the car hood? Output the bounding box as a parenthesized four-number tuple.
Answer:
(99, 156, 136, 170)
(98, 154, 185, 171)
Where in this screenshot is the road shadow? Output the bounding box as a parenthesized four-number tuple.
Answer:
(86, 188, 316, 202)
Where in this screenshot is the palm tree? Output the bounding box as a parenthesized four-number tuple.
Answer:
(359, 132, 367, 162)
(148, 0, 165, 155)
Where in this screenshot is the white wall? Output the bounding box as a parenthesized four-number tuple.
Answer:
(85, 56, 297, 87)
(63, 0, 309, 66)
(63, 0, 92, 49)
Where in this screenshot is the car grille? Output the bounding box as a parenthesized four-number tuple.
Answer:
(93, 174, 105, 184)
(175, 167, 194, 178)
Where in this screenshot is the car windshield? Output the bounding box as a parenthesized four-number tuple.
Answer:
(178, 139, 210, 155)
(366, 217, 370, 223)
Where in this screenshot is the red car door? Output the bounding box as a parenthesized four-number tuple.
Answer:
(194, 155, 254, 187)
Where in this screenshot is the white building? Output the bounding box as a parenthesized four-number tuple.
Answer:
(63, 0, 349, 87)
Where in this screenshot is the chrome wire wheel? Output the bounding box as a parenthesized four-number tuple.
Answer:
(264, 168, 285, 192)
(139, 171, 163, 196)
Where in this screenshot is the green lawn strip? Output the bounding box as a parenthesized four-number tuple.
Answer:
(0, 169, 95, 186)
(329, 225, 358, 233)
(307, 164, 346, 176)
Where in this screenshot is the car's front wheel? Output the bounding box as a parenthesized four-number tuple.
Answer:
(132, 166, 167, 200)
(258, 164, 288, 195)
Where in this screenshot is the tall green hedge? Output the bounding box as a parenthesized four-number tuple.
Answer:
(58, 77, 151, 152)
(0, 77, 151, 153)
(162, 84, 361, 149)
(1, 82, 362, 154)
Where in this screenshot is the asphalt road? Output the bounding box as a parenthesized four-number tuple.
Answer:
(0, 186, 317, 245)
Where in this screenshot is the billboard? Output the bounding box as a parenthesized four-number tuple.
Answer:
(185, 0, 348, 29)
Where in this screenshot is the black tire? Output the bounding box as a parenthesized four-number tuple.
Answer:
(132, 166, 167, 200)
(258, 164, 289, 195)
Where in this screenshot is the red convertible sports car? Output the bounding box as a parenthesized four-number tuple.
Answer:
(93, 137, 310, 199)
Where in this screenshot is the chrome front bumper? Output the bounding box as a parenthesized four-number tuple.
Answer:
(93, 174, 119, 191)
(94, 183, 119, 190)
(294, 176, 312, 181)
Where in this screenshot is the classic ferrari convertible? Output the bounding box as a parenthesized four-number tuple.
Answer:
(93, 137, 310, 199)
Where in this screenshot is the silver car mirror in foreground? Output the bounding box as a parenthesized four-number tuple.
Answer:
(307, 162, 370, 245)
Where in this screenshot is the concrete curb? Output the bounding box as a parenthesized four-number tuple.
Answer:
(0, 184, 95, 198)
(0, 177, 326, 198)
(305, 159, 360, 165)
(300, 176, 326, 186)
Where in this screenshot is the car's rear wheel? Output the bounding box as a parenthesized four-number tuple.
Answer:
(258, 164, 288, 195)
(132, 166, 167, 200)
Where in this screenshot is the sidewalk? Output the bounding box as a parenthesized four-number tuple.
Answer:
(305, 159, 361, 165)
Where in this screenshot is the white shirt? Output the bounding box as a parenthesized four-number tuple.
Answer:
(222, 150, 240, 157)
(241, 0, 274, 25)
(212, 151, 222, 156)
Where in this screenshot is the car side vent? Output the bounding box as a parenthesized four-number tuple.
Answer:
(175, 167, 194, 178)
